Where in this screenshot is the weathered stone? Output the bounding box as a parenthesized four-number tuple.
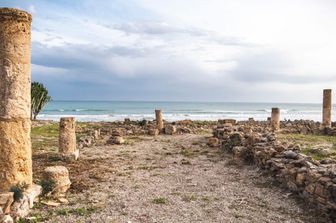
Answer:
(296, 173, 306, 186)
(271, 108, 280, 130)
(1, 215, 13, 223)
(107, 136, 125, 145)
(0, 193, 13, 214)
(0, 8, 32, 192)
(218, 119, 236, 125)
(284, 150, 298, 159)
(111, 129, 123, 137)
(43, 166, 71, 198)
(207, 137, 219, 147)
(94, 129, 100, 140)
(155, 109, 164, 131)
(322, 89, 332, 127)
(79, 136, 94, 148)
(11, 184, 41, 219)
(148, 128, 159, 136)
(59, 117, 78, 160)
(165, 125, 176, 135)
(124, 118, 131, 124)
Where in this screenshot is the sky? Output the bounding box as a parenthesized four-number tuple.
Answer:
(1, 0, 336, 102)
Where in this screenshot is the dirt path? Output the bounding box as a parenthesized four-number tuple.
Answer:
(35, 134, 329, 223)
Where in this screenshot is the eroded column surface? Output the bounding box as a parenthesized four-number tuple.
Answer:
(271, 108, 280, 130)
(155, 109, 164, 131)
(0, 8, 32, 192)
(59, 117, 78, 159)
(322, 89, 332, 127)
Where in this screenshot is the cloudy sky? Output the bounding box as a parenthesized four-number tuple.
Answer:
(2, 0, 336, 102)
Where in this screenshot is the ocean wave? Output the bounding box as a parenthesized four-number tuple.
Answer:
(37, 112, 324, 122)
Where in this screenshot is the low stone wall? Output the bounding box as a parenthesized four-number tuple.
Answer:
(213, 121, 336, 215)
(238, 119, 336, 136)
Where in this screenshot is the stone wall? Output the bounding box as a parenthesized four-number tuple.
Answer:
(213, 120, 336, 215)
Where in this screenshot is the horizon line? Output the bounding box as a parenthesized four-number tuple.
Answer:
(48, 99, 325, 105)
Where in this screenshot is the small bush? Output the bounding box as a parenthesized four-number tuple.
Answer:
(10, 182, 29, 201)
(40, 179, 55, 196)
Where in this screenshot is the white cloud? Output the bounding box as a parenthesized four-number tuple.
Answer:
(22, 0, 336, 101)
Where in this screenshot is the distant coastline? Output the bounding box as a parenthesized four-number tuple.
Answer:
(37, 101, 335, 122)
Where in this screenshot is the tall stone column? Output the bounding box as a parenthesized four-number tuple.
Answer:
(0, 8, 32, 192)
(271, 108, 280, 130)
(155, 109, 164, 131)
(59, 117, 78, 160)
(322, 89, 332, 127)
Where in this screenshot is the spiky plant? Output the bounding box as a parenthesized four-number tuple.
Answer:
(31, 82, 52, 120)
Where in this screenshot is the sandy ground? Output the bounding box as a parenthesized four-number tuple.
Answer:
(32, 134, 330, 223)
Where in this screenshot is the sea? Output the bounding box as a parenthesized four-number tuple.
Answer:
(37, 101, 335, 122)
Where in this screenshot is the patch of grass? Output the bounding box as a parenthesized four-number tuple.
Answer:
(56, 206, 98, 217)
(278, 133, 336, 145)
(32, 123, 59, 138)
(278, 133, 336, 160)
(152, 197, 168, 204)
(301, 147, 336, 161)
(182, 194, 198, 202)
(180, 147, 197, 157)
(17, 212, 50, 223)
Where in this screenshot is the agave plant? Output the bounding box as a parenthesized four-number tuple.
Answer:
(31, 82, 52, 120)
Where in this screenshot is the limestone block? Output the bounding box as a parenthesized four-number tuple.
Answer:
(0, 119, 32, 192)
(271, 108, 280, 130)
(207, 137, 219, 147)
(165, 125, 176, 135)
(322, 89, 332, 127)
(1, 215, 13, 223)
(0, 8, 32, 119)
(0, 193, 13, 214)
(10, 184, 41, 219)
(155, 110, 164, 131)
(148, 128, 159, 136)
(59, 117, 78, 159)
(218, 119, 236, 125)
(94, 129, 101, 140)
(43, 166, 71, 198)
(107, 136, 125, 145)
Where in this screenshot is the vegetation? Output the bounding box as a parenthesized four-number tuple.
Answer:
(278, 133, 336, 160)
(40, 178, 55, 196)
(10, 182, 29, 201)
(31, 82, 52, 120)
(152, 197, 168, 204)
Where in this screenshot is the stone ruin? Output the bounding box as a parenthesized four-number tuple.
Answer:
(0, 8, 71, 222)
(0, 8, 42, 222)
(59, 117, 79, 160)
(211, 90, 336, 216)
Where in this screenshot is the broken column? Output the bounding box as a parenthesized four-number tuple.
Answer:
(0, 8, 33, 192)
(59, 117, 79, 160)
(271, 108, 280, 130)
(42, 166, 71, 198)
(322, 89, 332, 128)
(155, 109, 164, 131)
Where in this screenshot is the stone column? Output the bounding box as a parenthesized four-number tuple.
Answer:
(322, 89, 332, 127)
(59, 117, 78, 160)
(0, 8, 32, 192)
(155, 109, 164, 131)
(271, 108, 280, 130)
